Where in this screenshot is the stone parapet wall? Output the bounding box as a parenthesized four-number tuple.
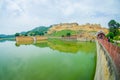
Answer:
(94, 40, 118, 80)
(16, 36, 48, 42)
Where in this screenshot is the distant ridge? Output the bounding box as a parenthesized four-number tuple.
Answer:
(47, 23, 108, 34)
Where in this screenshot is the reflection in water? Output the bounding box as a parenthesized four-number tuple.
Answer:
(0, 39, 96, 80)
(0, 38, 15, 42)
(16, 39, 96, 53)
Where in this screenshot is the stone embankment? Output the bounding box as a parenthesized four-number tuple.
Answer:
(94, 40, 119, 80)
(16, 36, 47, 42)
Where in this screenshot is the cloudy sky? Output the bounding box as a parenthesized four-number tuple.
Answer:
(0, 0, 120, 34)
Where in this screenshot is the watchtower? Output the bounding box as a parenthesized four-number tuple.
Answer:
(96, 31, 105, 39)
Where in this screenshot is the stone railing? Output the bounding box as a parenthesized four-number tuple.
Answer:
(94, 39, 119, 80)
(98, 39, 120, 76)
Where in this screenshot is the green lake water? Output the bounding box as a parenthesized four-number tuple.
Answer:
(0, 39, 96, 80)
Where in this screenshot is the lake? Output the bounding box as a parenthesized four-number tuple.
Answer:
(0, 39, 96, 80)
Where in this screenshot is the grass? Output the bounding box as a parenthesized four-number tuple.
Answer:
(118, 43, 120, 47)
(49, 30, 76, 37)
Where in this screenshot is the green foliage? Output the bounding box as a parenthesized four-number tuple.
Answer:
(108, 20, 120, 36)
(31, 26, 49, 35)
(113, 36, 120, 40)
(66, 32, 71, 37)
(61, 35, 64, 37)
(110, 39, 114, 43)
(118, 44, 120, 47)
(108, 20, 120, 28)
(39, 32, 44, 36)
(45, 32, 47, 34)
(50, 30, 76, 37)
(15, 43, 20, 47)
(107, 20, 120, 43)
(15, 33, 20, 37)
(19, 26, 49, 36)
(24, 34, 28, 36)
(106, 32, 114, 39)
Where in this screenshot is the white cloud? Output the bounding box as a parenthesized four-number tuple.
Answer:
(0, 0, 120, 34)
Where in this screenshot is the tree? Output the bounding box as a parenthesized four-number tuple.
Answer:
(15, 33, 20, 37)
(106, 32, 114, 39)
(66, 33, 71, 37)
(108, 20, 120, 36)
(24, 34, 28, 36)
(39, 33, 44, 36)
(44, 31, 47, 34)
(41, 33, 44, 36)
(61, 35, 64, 37)
(35, 31, 39, 35)
(15, 43, 20, 47)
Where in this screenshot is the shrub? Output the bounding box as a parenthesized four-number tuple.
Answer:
(113, 36, 120, 40)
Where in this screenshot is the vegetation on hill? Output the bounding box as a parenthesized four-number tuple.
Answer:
(48, 30, 76, 37)
(47, 23, 108, 40)
(14, 23, 109, 42)
(47, 23, 108, 35)
(27, 26, 49, 36)
(15, 26, 50, 36)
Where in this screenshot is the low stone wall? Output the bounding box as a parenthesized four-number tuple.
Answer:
(16, 36, 48, 43)
(16, 36, 33, 42)
(94, 41, 118, 80)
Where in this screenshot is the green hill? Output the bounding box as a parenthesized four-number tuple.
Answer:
(16, 26, 50, 36)
(26, 26, 50, 36)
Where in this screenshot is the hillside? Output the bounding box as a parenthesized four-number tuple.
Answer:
(48, 23, 108, 34)
(16, 23, 108, 40)
(49, 30, 76, 37)
(0, 34, 15, 42)
(18, 26, 50, 36)
(47, 23, 108, 39)
(0, 34, 15, 38)
(31, 26, 49, 33)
